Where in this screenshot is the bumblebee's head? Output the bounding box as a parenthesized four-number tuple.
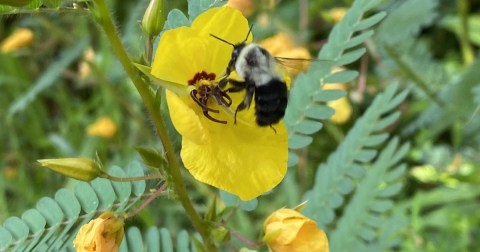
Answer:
(230, 43, 247, 66)
(210, 24, 253, 60)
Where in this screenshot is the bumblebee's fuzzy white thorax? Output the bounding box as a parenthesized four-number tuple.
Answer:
(235, 43, 281, 86)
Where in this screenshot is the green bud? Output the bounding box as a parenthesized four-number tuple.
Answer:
(212, 226, 230, 243)
(142, 0, 165, 37)
(0, 0, 32, 7)
(38, 158, 105, 181)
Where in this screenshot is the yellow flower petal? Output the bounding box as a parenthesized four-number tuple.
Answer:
(153, 7, 288, 200)
(193, 7, 252, 45)
(166, 76, 288, 200)
(264, 208, 329, 252)
(73, 212, 124, 252)
(152, 27, 212, 84)
(166, 90, 208, 145)
(181, 118, 287, 201)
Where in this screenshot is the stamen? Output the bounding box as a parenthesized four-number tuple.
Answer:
(188, 74, 231, 125)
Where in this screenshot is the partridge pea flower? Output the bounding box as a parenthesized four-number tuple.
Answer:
(264, 208, 329, 252)
(150, 7, 288, 200)
(73, 212, 124, 252)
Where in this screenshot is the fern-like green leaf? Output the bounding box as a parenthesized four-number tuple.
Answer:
(376, 0, 438, 45)
(329, 138, 410, 251)
(284, 0, 386, 166)
(164, 9, 190, 30)
(404, 59, 480, 139)
(0, 164, 148, 251)
(303, 83, 409, 228)
(118, 227, 194, 252)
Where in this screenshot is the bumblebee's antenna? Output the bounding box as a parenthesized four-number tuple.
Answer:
(210, 34, 235, 47)
(243, 24, 253, 43)
(210, 24, 254, 46)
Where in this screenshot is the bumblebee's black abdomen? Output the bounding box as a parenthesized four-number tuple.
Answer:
(254, 79, 288, 126)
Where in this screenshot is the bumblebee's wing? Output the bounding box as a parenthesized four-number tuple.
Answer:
(134, 63, 194, 96)
(274, 57, 314, 75)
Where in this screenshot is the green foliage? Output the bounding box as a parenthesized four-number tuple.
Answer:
(2, 0, 480, 251)
(376, 0, 438, 45)
(0, 0, 84, 14)
(303, 84, 408, 227)
(284, 0, 386, 165)
(329, 138, 409, 251)
(120, 227, 194, 252)
(0, 163, 147, 251)
(8, 38, 89, 117)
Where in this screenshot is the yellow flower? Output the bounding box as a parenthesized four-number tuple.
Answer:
(73, 212, 124, 252)
(263, 208, 329, 252)
(78, 47, 96, 80)
(151, 7, 288, 200)
(1, 28, 34, 53)
(87, 117, 117, 139)
(259, 33, 311, 75)
(328, 7, 347, 24)
(226, 0, 255, 16)
(323, 68, 352, 124)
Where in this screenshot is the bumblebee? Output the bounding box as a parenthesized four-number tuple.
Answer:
(212, 30, 288, 127)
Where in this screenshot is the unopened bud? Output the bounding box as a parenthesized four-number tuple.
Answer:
(38, 158, 105, 181)
(212, 226, 230, 243)
(142, 0, 165, 37)
(0, 28, 34, 53)
(0, 0, 32, 7)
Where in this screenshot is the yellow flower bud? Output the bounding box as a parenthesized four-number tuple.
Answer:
(37, 158, 105, 181)
(73, 211, 124, 252)
(0, 0, 31, 7)
(86, 117, 117, 139)
(142, 0, 165, 37)
(1, 28, 34, 53)
(263, 208, 329, 252)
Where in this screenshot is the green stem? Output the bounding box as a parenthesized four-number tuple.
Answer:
(457, 0, 474, 65)
(104, 174, 163, 182)
(91, 1, 216, 250)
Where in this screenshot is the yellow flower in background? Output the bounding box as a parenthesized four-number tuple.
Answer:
(73, 212, 124, 252)
(87, 117, 117, 139)
(323, 7, 347, 24)
(259, 33, 311, 75)
(226, 0, 255, 16)
(263, 208, 329, 252)
(151, 7, 288, 200)
(78, 47, 96, 81)
(323, 68, 352, 124)
(0, 28, 33, 53)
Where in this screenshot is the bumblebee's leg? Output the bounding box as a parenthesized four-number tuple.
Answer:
(211, 89, 232, 107)
(203, 110, 227, 124)
(226, 79, 248, 93)
(190, 90, 219, 113)
(218, 78, 229, 89)
(234, 84, 255, 124)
